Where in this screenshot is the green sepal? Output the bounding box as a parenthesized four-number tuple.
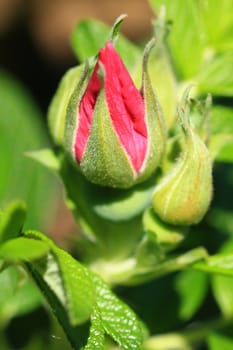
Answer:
(65, 61, 93, 162)
(48, 63, 88, 145)
(132, 8, 177, 128)
(108, 14, 127, 45)
(139, 38, 167, 183)
(80, 91, 136, 188)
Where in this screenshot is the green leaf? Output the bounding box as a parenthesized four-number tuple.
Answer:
(206, 208, 233, 237)
(212, 239, 233, 318)
(0, 266, 42, 326)
(149, 0, 205, 78)
(210, 135, 233, 162)
(54, 246, 95, 326)
(25, 230, 95, 326)
(25, 231, 144, 349)
(193, 254, 233, 277)
(26, 148, 60, 171)
(27, 262, 82, 349)
(84, 309, 105, 350)
(92, 273, 144, 350)
(71, 19, 141, 70)
(0, 200, 26, 243)
(89, 177, 156, 222)
(200, 0, 233, 50)
(0, 71, 59, 230)
(209, 106, 233, 162)
(0, 237, 49, 262)
(174, 269, 208, 321)
(216, 143, 233, 163)
(207, 331, 233, 350)
(197, 51, 233, 96)
(211, 106, 233, 135)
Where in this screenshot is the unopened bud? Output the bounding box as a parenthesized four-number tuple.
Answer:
(152, 89, 213, 225)
(65, 39, 166, 188)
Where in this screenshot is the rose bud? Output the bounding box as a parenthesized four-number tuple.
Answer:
(152, 89, 213, 225)
(64, 40, 166, 188)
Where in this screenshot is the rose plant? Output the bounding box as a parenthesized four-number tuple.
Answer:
(0, 1, 233, 349)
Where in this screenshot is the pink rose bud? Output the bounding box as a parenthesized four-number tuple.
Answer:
(65, 40, 166, 188)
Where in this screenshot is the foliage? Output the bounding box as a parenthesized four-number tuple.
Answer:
(0, 1, 233, 349)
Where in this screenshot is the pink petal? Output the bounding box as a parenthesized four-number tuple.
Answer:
(99, 42, 147, 172)
(75, 64, 101, 162)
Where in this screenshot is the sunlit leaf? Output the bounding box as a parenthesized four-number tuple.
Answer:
(92, 273, 144, 350)
(25, 231, 144, 349)
(84, 309, 105, 350)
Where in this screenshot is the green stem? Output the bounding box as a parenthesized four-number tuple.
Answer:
(90, 247, 208, 286)
(124, 247, 208, 286)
